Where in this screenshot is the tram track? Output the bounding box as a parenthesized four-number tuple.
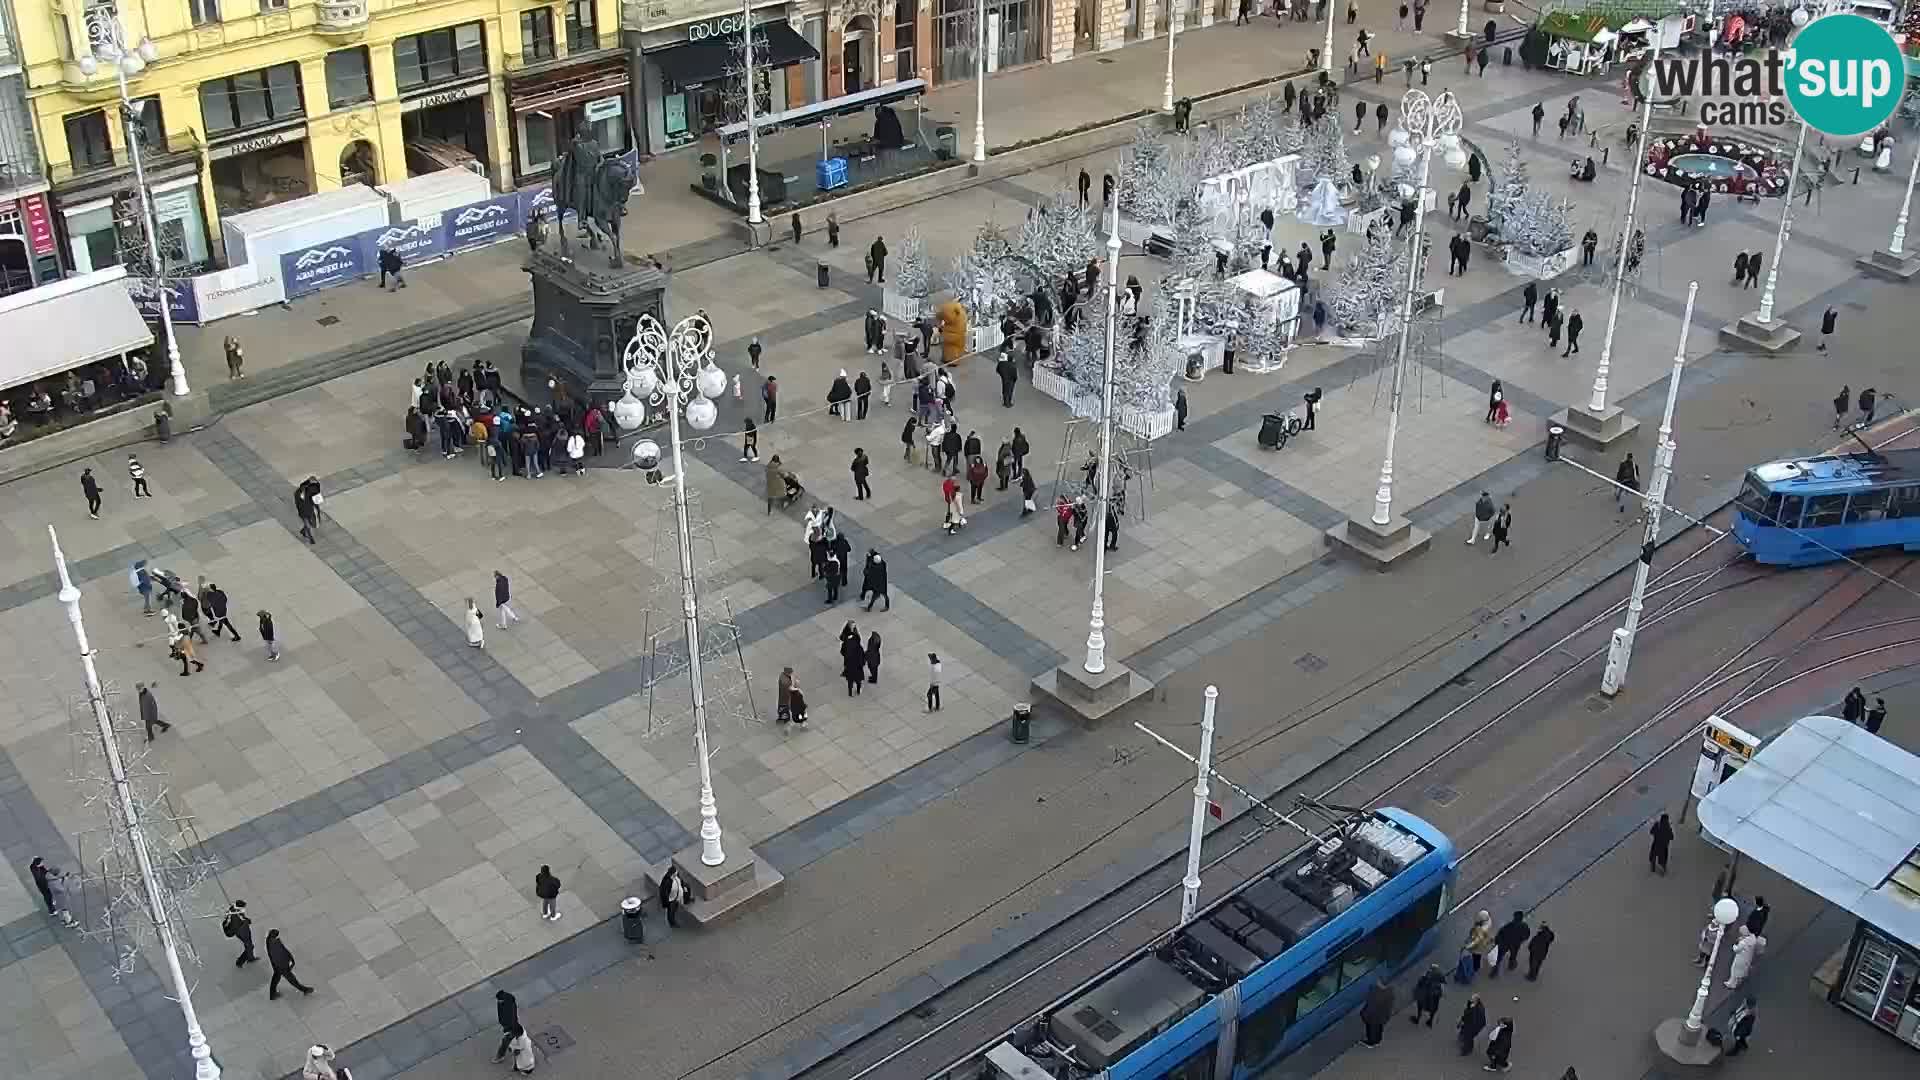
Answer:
(784, 425, 1920, 1080)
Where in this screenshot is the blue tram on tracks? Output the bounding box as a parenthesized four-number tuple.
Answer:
(1732, 448, 1920, 567)
(940, 808, 1454, 1080)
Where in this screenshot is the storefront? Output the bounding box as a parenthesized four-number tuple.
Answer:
(199, 62, 316, 216)
(635, 7, 818, 154)
(0, 194, 59, 295)
(935, 0, 1044, 84)
(506, 49, 632, 183)
(57, 178, 212, 277)
(394, 22, 496, 176)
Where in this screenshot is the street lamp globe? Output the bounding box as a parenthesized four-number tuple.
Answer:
(77, 53, 98, 76)
(694, 362, 727, 401)
(137, 38, 158, 63)
(1791, 5, 1810, 24)
(1388, 127, 1411, 150)
(632, 439, 662, 471)
(628, 362, 661, 399)
(684, 395, 718, 431)
(119, 52, 145, 75)
(1393, 144, 1417, 170)
(1712, 897, 1740, 927)
(611, 390, 647, 431)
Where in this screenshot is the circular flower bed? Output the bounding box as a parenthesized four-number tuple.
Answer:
(1642, 132, 1790, 198)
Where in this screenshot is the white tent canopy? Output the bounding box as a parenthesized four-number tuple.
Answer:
(0, 266, 153, 394)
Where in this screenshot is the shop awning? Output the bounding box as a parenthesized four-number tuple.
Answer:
(1698, 715, 1920, 947)
(0, 266, 153, 394)
(649, 22, 819, 88)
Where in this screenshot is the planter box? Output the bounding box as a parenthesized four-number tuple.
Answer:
(882, 288, 929, 323)
(1032, 366, 1176, 440)
(967, 322, 1004, 355)
(1504, 246, 1579, 281)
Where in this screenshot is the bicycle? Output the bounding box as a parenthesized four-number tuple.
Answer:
(1257, 409, 1304, 451)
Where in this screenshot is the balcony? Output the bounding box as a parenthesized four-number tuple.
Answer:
(315, 0, 370, 38)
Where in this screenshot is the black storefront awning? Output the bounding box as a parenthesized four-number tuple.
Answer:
(650, 22, 819, 88)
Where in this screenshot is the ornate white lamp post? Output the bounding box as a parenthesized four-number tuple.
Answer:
(1752, 2, 1841, 328)
(1320, 0, 1336, 73)
(1180, 685, 1218, 924)
(973, 0, 988, 163)
(1684, 898, 1742, 1044)
(77, 16, 187, 398)
(1370, 89, 1462, 528)
(613, 313, 731, 866)
(1888, 147, 1920, 257)
(51, 528, 220, 1079)
(1162, 6, 1180, 114)
(1601, 283, 1695, 697)
(1082, 191, 1123, 675)
(739, 0, 763, 226)
(1581, 39, 1662, 423)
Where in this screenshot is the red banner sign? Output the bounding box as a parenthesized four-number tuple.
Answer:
(19, 194, 55, 257)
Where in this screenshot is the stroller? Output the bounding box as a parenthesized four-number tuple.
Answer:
(781, 471, 806, 509)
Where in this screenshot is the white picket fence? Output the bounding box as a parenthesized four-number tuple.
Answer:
(1030, 366, 1176, 440)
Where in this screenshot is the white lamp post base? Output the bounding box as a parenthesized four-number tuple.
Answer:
(1325, 515, 1431, 570)
(1857, 248, 1920, 281)
(648, 842, 784, 928)
(1549, 403, 1641, 452)
(1652, 1017, 1725, 1067)
(1033, 661, 1154, 723)
(1717, 312, 1803, 353)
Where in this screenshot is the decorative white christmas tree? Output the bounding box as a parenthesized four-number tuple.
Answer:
(1240, 94, 1289, 164)
(944, 222, 1019, 321)
(1117, 123, 1169, 223)
(1324, 225, 1405, 337)
(892, 227, 933, 303)
(1296, 117, 1349, 190)
(1501, 189, 1575, 257)
(1049, 289, 1181, 416)
(1486, 140, 1530, 232)
(1019, 191, 1101, 288)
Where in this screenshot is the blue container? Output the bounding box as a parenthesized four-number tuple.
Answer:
(816, 157, 850, 191)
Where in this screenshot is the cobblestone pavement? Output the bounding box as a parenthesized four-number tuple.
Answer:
(0, 14, 1915, 1080)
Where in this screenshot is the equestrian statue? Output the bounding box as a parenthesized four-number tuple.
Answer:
(550, 132, 636, 270)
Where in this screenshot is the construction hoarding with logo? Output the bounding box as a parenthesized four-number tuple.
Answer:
(125, 276, 202, 325)
(265, 193, 530, 303)
(445, 194, 524, 251)
(280, 239, 370, 298)
(359, 217, 449, 268)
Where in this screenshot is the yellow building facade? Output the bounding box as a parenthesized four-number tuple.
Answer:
(18, 0, 625, 270)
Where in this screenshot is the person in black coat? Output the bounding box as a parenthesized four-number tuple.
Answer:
(265, 929, 313, 999)
(830, 532, 852, 589)
(494, 990, 520, 1061)
(865, 631, 882, 684)
(840, 625, 866, 695)
(854, 371, 873, 419)
(1525, 922, 1555, 980)
(940, 427, 963, 476)
(1360, 979, 1396, 1046)
(996, 354, 1019, 407)
(204, 583, 242, 641)
(1019, 467, 1038, 516)
(1456, 994, 1486, 1056)
(1648, 812, 1674, 874)
(867, 236, 888, 282)
(1011, 427, 1031, 474)
(1411, 963, 1445, 1025)
(861, 550, 890, 611)
(1489, 911, 1530, 977)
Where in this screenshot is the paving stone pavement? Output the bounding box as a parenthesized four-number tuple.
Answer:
(0, 28, 1914, 1080)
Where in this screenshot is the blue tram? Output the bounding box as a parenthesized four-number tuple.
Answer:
(941, 808, 1455, 1080)
(1732, 449, 1920, 567)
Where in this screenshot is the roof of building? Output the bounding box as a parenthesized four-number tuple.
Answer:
(1698, 714, 1920, 947)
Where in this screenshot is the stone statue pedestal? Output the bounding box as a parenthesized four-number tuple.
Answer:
(521, 249, 669, 408)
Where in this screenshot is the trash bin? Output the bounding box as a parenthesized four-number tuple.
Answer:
(1545, 425, 1565, 461)
(817, 262, 830, 289)
(620, 896, 645, 942)
(154, 408, 171, 444)
(1010, 703, 1031, 744)
(935, 125, 958, 161)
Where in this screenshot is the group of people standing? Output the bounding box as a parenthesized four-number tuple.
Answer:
(1357, 907, 1554, 1071)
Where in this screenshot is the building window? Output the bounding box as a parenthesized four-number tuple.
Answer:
(520, 9, 556, 61)
(394, 22, 487, 91)
(565, 0, 596, 51)
(199, 63, 306, 135)
(258, 0, 287, 10)
(64, 110, 113, 171)
(188, 0, 220, 25)
(325, 47, 374, 108)
(128, 96, 164, 150)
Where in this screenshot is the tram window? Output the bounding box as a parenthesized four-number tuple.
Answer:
(1778, 496, 1805, 528)
(1892, 485, 1920, 518)
(1165, 1043, 1216, 1080)
(1737, 476, 1771, 517)
(1338, 933, 1384, 988)
(1294, 960, 1341, 1017)
(1846, 491, 1891, 522)
(1803, 494, 1849, 528)
(1235, 990, 1298, 1067)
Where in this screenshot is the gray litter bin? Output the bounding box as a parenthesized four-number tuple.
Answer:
(154, 408, 171, 443)
(935, 126, 958, 160)
(1010, 703, 1031, 744)
(620, 896, 645, 942)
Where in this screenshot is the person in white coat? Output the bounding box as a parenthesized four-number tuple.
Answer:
(565, 431, 585, 476)
(507, 1025, 536, 1074)
(1725, 926, 1764, 989)
(465, 599, 485, 649)
(302, 1045, 344, 1080)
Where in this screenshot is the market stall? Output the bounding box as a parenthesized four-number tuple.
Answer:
(1615, 13, 1693, 63)
(1539, 13, 1620, 75)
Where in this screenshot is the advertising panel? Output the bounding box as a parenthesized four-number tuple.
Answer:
(360, 217, 447, 266)
(192, 264, 288, 322)
(279, 238, 369, 297)
(124, 276, 201, 325)
(443, 195, 522, 251)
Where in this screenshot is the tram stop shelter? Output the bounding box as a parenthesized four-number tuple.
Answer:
(1696, 714, 1920, 1049)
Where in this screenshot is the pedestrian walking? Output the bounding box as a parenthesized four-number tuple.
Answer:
(1486, 381, 1503, 423)
(1725, 996, 1757, 1056)
(1746, 896, 1770, 936)
(1530, 101, 1545, 136)
(466, 599, 485, 649)
(1484, 1017, 1513, 1071)
(1648, 811, 1674, 873)
(840, 622, 865, 695)
(1519, 282, 1537, 323)
(864, 630, 882, 685)
(1489, 504, 1512, 553)
(1456, 994, 1487, 1055)
(81, 467, 103, 518)
(776, 666, 794, 723)
(658, 864, 688, 927)
(1525, 922, 1554, 980)
(495, 572, 521, 629)
(1820, 306, 1838, 352)
(855, 371, 873, 419)
(1866, 697, 1887, 734)
(534, 864, 562, 921)
(762, 375, 779, 424)
(1858, 387, 1878, 428)
(168, 617, 205, 676)
(1420, 57, 1432, 84)
(293, 477, 322, 544)
(1489, 910, 1530, 977)
(256, 609, 281, 661)
(493, 990, 521, 1062)
(861, 550, 890, 611)
(128, 454, 151, 498)
(1614, 453, 1641, 513)
(29, 857, 55, 915)
(996, 353, 1018, 407)
(1725, 925, 1763, 989)
(1359, 978, 1395, 1046)
(137, 683, 172, 741)
(1581, 229, 1598, 267)
(1464, 909, 1494, 979)
(926, 652, 942, 711)
(1694, 187, 1710, 226)
(506, 1026, 536, 1074)
(224, 900, 256, 966)
(1834, 385, 1853, 429)
(178, 587, 209, 644)
(1733, 251, 1749, 285)
(225, 335, 245, 379)
(205, 583, 241, 640)
(1468, 491, 1495, 544)
(134, 560, 154, 615)
(1745, 250, 1762, 288)
(1411, 964, 1445, 1026)
(265, 929, 315, 998)
(850, 448, 873, 501)
(867, 236, 888, 283)
(1564, 310, 1583, 355)
(377, 246, 407, 290)
(1020, 467, 1038, 516)
(302, 1045, 345, 1080)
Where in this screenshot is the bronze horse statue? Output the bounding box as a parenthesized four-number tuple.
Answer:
(550, 133, 636, 270)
